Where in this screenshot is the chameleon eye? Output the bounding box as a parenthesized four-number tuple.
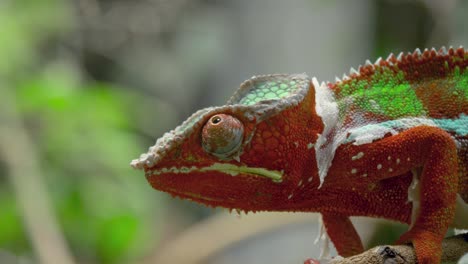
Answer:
(202, 114, 244, 159)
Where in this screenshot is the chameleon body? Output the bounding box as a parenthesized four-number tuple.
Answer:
(132, 47, 468, 263)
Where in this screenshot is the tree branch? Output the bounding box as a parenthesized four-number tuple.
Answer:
(321, 233, 468, 264)
(0, 86, 76, 264)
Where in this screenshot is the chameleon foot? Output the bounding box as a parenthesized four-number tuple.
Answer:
(397, 229, 443, 264)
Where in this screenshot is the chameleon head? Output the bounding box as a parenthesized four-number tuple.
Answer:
(131, 74, 324, 211)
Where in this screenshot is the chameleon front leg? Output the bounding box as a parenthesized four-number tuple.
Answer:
(329, 126, 459, 264)
(304, 214, 362, 264)
(321, 213, 364, 257)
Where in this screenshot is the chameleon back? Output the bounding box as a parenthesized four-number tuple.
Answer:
(329, 47, 468, 199)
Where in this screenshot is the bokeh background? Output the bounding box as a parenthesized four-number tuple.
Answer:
(0, 0, 467, 263)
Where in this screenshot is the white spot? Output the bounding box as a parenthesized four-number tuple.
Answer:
(307, 142, 314, 149)
(298, 180, 303, 187)
(407, 157, 411, 161)
(351, 152, 364, 160)
(288, 194, 293, 199)
(351, 168, 357, 174)
(388, 168, 393, 172)
(362, 173, 368, 177)
(396, 158, 400, 164)
(387, 156, 391, 160)
(377, 164, 382, 170)
(294, 141, 299, 148)
(308, 177, 313, 182)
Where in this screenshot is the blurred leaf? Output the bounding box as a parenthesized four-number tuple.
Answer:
(9, 44, 164, 263)
(0, 190, 29, 252)
(16, 62, 78, 112)
(97, 214, 139, 263)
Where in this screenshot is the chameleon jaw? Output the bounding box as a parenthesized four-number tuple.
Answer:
(147, 163, 283, 183)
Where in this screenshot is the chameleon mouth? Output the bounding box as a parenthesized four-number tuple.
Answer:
(147, 163, 283, 183)
(164, 186, 225, 202)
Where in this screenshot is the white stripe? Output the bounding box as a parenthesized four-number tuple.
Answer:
(313, 78, 341, 187)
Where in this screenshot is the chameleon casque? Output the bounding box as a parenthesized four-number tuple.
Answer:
(132, 47, 468, 263)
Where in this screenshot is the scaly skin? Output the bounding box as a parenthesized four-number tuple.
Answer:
(131, 47, 468, 263)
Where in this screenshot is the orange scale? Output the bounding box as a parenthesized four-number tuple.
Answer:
(262, 131, 273, 139)
(252, 143, 264, 152)
(265, 137, 279, 149)
(279, 136, 286, 144)
(266, 150, 278, 160)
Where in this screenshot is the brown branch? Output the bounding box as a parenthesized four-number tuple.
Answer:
(0, 87, 76, 264)
(324, 233, 468, 264)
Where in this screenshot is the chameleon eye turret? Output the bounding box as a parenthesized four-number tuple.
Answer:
(201, 114, 244, 159)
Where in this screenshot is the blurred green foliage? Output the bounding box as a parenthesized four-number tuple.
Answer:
(0, 0, 164, 263)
